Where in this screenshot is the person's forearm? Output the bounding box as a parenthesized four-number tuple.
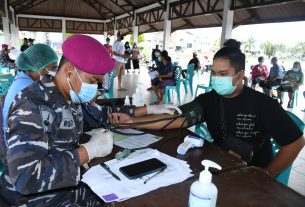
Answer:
(76, 146, 89, 165)
(159, 73, 172, 78)
(112, 51, 122, 57)
(129, 114, 188, 130)
(265, 136, 305, 176)
(134, 106, 148, 117)
(271, 76, 280, 81)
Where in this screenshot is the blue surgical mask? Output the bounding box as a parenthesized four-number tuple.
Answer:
(67, 69, 98, 104)
(292, 67, 299, 72)
(211, 75, 238, 96)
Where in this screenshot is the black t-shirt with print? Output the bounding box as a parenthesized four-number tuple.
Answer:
(188, 86, 303, 167)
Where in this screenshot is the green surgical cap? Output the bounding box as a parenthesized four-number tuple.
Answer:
(16, 43, 58, 71)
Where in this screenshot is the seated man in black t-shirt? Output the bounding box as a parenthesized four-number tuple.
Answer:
(109, 39, 305, 177)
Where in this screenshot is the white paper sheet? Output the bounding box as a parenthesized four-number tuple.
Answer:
(85, 128, 162, 149)
(82, 149, 193, 203)
(148, 71, 159, 79)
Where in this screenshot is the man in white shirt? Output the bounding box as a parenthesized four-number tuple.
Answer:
(112, 32, 127, 91)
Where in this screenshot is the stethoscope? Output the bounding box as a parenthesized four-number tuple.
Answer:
(68, 71, 184, 136)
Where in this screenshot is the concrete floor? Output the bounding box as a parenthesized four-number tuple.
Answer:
(110, 65, 305, 196)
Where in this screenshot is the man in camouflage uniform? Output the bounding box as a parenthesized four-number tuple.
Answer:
(0, 44, 17, 70)
(0, 35, 115, 206)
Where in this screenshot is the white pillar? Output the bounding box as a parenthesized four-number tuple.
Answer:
(2, 17, 10, 45)
(9, 7, 19, 49)
(133, 12, 138, 44)
(103, 31, 108, 44)
(103, 22, 108, 43)
(114, 18, 118, 37)
(10, 25, 19, 49)
(62, 19, 66, 43)
(220, 0, 234, 47)
(163, 0, 172, 51)
(2, 0, 10, 45)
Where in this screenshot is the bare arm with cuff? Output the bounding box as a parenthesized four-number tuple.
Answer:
(109, 100, 205, 130)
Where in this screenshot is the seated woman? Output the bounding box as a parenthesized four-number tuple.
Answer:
(251, 56, 269, 90)
(151, 50, 175, 104)
(277, 61, 303, 108)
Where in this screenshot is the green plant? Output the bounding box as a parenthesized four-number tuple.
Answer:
(243, 36, 256, 53)
(261, 41, 277, 58)
(130, 34, 145, 45)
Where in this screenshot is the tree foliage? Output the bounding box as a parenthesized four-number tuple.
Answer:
(261, 41, 277, 58)
(243, 36, 256, 53)
(130, 34, 145, 45)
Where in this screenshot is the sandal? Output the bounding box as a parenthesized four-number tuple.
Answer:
(118, 88, 127, 91)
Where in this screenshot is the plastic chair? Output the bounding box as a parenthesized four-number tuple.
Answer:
(271, 111, 305, 185)
(279, 90, 298, 108)
(164, 66, 182, 105)
(0, 163, 3, 176)
(181, 63, 195, 95)
(0, 65, 10, 74)
(195, 70, 212, 97)
(195, 84, 212, 97)
(101, 71, 116, 99)
(195, 122, 214, 143)
(0, 75, 15, 95)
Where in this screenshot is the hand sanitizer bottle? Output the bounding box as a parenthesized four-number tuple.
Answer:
(132, 87, 145, 107)
(124, 95, 130, 105)
(189, 160, 222, 207)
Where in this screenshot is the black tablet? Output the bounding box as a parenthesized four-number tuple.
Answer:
(119, 158, 167, 179)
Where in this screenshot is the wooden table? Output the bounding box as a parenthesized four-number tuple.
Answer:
(89, 98, 305, 206)
(90, 128, 246, 176)
(110, 167, 305, 207)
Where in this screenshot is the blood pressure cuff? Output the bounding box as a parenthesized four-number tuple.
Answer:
(82, 103, 136, 129)
(179, 100, 205, 127)
(111, 105, 136, 117)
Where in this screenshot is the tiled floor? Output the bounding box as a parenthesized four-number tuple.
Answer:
(111, 65, 305, 196)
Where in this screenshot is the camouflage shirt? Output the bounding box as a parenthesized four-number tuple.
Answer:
(0, 76, 83, 205)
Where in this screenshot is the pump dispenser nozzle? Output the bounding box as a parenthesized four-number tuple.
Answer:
(199, 160, 222, 184)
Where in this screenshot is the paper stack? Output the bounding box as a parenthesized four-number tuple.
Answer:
(85, 128, 162, 149)
(82, 148, 193, 203)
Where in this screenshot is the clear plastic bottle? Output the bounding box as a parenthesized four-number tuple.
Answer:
(124, 95, 130, 106)
(132, 87, 144, 107)
(189, 160, 222, 207)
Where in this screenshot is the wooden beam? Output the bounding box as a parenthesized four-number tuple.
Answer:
(80, 0, 115, 22)
(231, 0, 300, 10)
(10, 0, 27, 7)
(170, 0, 222, 20)
(15, 0, 48, 13)
(235, 0, 262, 23)
(109, 0, 133, 16)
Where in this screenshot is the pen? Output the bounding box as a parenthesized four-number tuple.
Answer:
(100, 163, 121, 181)
(144, 168, 165, 184)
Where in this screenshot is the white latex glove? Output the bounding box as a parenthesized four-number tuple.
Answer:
(147, 104, 182, 115)
(82, 130, 114, 161)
